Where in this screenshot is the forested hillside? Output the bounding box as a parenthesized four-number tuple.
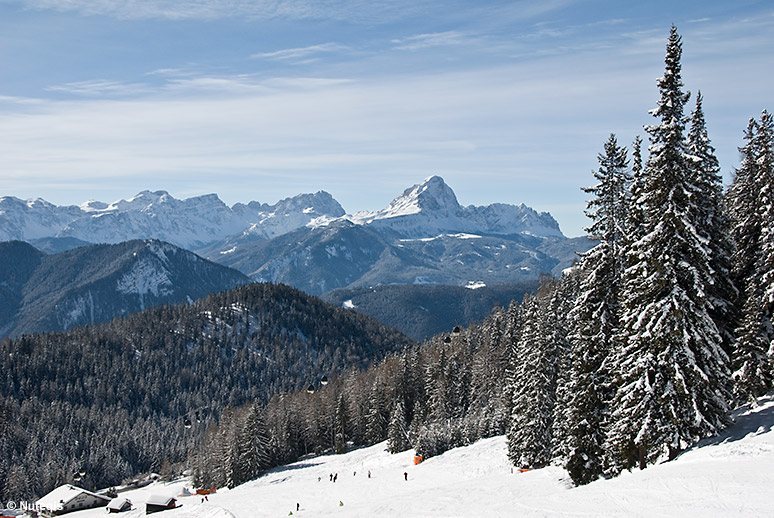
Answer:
(321, 282, 537, 341)
(0, 283, 414, 501)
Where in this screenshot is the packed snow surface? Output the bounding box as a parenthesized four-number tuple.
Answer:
(69, 393, 774, 518)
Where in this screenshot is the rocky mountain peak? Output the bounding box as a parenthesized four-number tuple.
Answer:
(382, 175, 462, 218)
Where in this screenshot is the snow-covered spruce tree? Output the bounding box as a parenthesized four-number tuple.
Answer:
(550, 268, 581, 463)
(607, 26, 731, 472)
(216, 408, 239, 488)
(507, 280, 562, 469)
(758, 111, 774, 319)
(387, 399, 411, 453)
(728, 112, 774, 402)
(562, 134, 629, 485)
(499, 300, 522, 428)
(364, 378, 387, 445)
(426, 346, 451, 422)
(229, 403, 272, 488)
(686, 92, 738, 357)
(469, 306, 509, 437)
(729, 118, 765, 293)
(334, 393, 349, 454)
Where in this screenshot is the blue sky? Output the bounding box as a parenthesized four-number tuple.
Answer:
(0, 0, 772, 237)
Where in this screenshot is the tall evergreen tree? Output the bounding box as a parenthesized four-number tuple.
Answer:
(686, 92, 738, 356)
(387, 399, 411, 453)
(334, 394, 349, 454)
(608, 26, 731, 471)
(507, 284, 560, 469)
(728, 118, 764, 289)
(562, 134, 629, 485)
(364, 379, 387, 445)
(758, 111, 774, 315)
(231, 403, 272, 487)
(728, 112, 774, 402)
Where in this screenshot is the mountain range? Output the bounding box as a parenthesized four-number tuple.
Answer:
(0, 176, 591, 338)
(1, 176, 590, 285)
(197, 176, 589, 295)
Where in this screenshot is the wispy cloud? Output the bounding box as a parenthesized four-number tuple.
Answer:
(45, 79, 152, 96)
(7, 0, 423, 22)
(391, 31, 475, 51)
(40, 72, 356, 100)
(145, 67, 201, 78)
(251, 42, 349, 62)
(0, 94, 45, 106)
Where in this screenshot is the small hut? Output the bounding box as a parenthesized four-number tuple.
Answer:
(106, 497, 132, 513)
(145, 495, 177, 515)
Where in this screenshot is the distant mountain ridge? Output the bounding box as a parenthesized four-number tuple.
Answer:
(0, 189, 346, 249)
(0, 176, 563, 250)
(0, 239, 250, 337)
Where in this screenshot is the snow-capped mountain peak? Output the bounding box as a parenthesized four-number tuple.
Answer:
(382, 175, 462, 218)
(108, 190, 172, 211)
(80, 200, 109, 212)
(354, 176, 462, 224)
(349, 175, 563, 239)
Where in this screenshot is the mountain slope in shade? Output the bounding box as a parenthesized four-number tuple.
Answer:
(321, 282, 538, 341)
(200, 220, 588, 296)
(28, 236, 92, 254)
(207, 220, 396, 296)
(0, 241, 46, 336)
(2, 239, 251, 337)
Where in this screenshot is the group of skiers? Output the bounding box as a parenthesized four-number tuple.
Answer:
(321, 468, 381, 483)
(292, 469, 409, 513)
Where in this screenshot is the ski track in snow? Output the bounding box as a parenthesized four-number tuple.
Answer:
(70, 394, 774, 518)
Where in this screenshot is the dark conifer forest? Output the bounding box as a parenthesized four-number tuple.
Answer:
(0, 283, 413, 500)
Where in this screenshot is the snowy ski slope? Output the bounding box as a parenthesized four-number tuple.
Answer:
(73, 393, 774, 517)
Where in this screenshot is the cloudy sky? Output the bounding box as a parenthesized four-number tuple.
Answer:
(0, 0, 772, 236)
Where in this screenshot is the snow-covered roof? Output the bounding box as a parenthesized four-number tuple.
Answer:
(107, 497, 131, 510)
(146, 494, 176, 506)
(36, 484, 109, 511)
